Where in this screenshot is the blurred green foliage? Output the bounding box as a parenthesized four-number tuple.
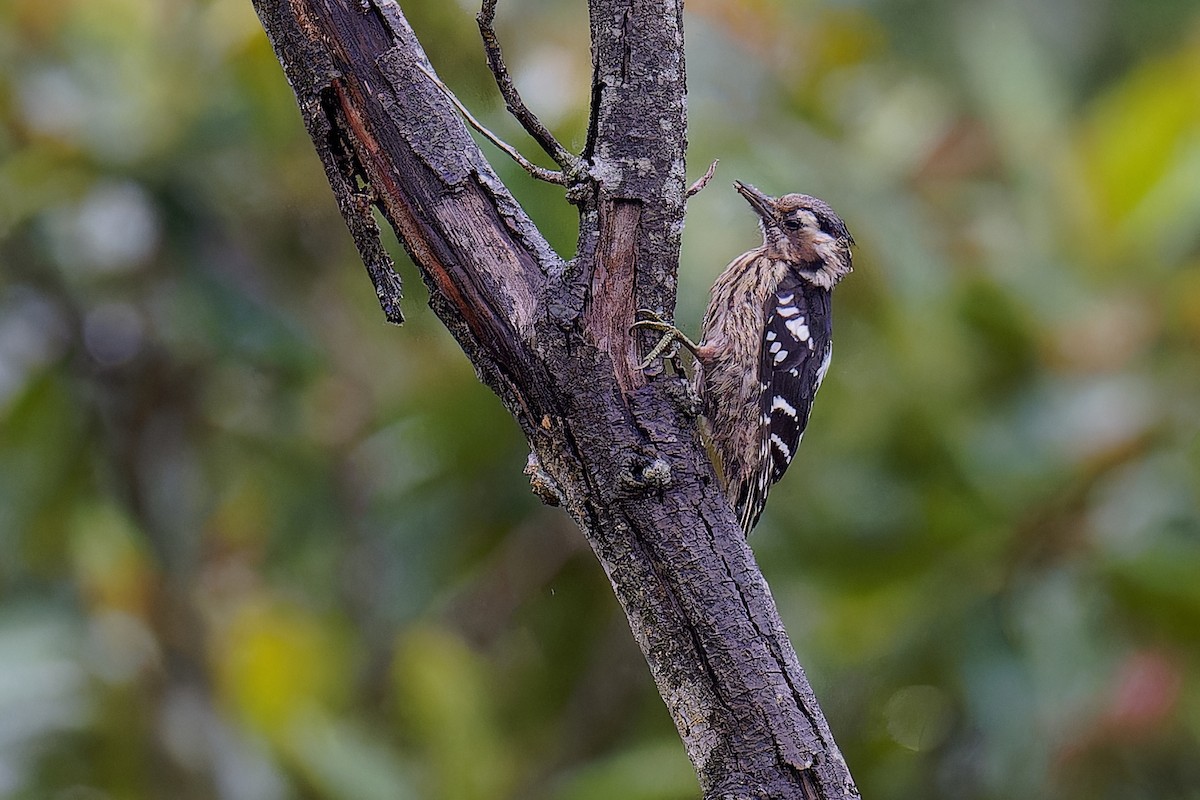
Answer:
(1, 0, 1199, 798)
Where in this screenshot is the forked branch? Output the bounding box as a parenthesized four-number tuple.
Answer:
(417, 63, 568, 185)
(478, 0, 580, 172)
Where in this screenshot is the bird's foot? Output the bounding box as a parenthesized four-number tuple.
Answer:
(630, 309, 700, 370)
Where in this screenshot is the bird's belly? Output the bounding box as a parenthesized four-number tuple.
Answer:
(697, 334, 764, 485)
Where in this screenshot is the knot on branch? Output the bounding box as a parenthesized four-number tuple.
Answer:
(564, 168, 597, 206)
(618, 454, 673, 497)
(642, 457, 673, 488)
(525, 451, 564, 507)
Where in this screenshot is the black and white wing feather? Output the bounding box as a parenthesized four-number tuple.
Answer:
(735, 273, 833, 533)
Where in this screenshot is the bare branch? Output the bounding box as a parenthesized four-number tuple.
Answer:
(417, 64, 568, 186)
(686, 159, 720, 198)
(477, 0, 579, 172)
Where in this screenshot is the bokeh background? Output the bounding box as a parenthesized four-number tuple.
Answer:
(2, 0, 1199, 797)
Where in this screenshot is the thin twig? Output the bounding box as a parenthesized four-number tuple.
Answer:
(417, 63, 568, 185)
(686, 159, 719, 198)
(478, 0, 579, 171)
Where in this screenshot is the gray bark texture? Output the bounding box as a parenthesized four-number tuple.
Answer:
(250, 1, 861, 797)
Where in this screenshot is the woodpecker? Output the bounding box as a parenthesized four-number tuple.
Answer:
(633, 182, 854, 534)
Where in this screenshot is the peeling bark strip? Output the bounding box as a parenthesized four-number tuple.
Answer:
(251, 0, 860, 797)
(583, 0, 688, 335)
(584, 199, 641, 395)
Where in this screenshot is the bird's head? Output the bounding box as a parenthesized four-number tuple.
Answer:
(735, 181, 854, 290)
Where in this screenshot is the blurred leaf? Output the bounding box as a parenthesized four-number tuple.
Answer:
(214, 598, 353, 740)
(1078, 35, 1200, 259)
(547, 740, 696, 800)
(288, 714, 419, 800)
(69, 501, 153, 615)
(0, 372, 87, 577)
(0, 606, 88, 792)
(392, 625, 514, 800)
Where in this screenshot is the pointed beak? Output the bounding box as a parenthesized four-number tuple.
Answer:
(734, 181, 777, 224)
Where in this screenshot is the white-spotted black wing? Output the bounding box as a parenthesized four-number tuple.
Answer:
(736, 274, 833, 533)
(762, 276, 832, 483)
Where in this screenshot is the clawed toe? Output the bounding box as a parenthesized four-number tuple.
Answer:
(635, 308, 666, 321)
(630, 320, 673, 335)
(630, 309, 671, 334)
(630, 310, 699, 370)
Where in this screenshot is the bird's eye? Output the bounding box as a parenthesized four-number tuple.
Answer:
(782, 219, 802, 231)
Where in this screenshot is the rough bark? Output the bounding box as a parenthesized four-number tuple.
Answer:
(250, 1, 860, 797)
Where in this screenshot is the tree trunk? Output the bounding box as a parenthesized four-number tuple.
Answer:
(250, 1, 860, 797)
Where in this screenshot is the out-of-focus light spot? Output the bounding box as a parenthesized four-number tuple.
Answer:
(884, 684, 955, 751)
(70, 181, 161, 274)
(160, 686, 212, 772)
(83, 302, 144, 366)
(0, 613, 89, 788)
(18, 68, 89, 141)
(42, 181, 161, 277)
(1103, 650, 1181, 734)
(0, 286, 69, 407)
(85, 610, 160, 685)
(514, 45, 587, 127)
(1032, 376, 1155, 461)
(1089, 456, 1191, 556)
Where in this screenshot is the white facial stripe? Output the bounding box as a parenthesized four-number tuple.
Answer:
(812, 233, 840, 261)
(806, 236, 852, 290)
